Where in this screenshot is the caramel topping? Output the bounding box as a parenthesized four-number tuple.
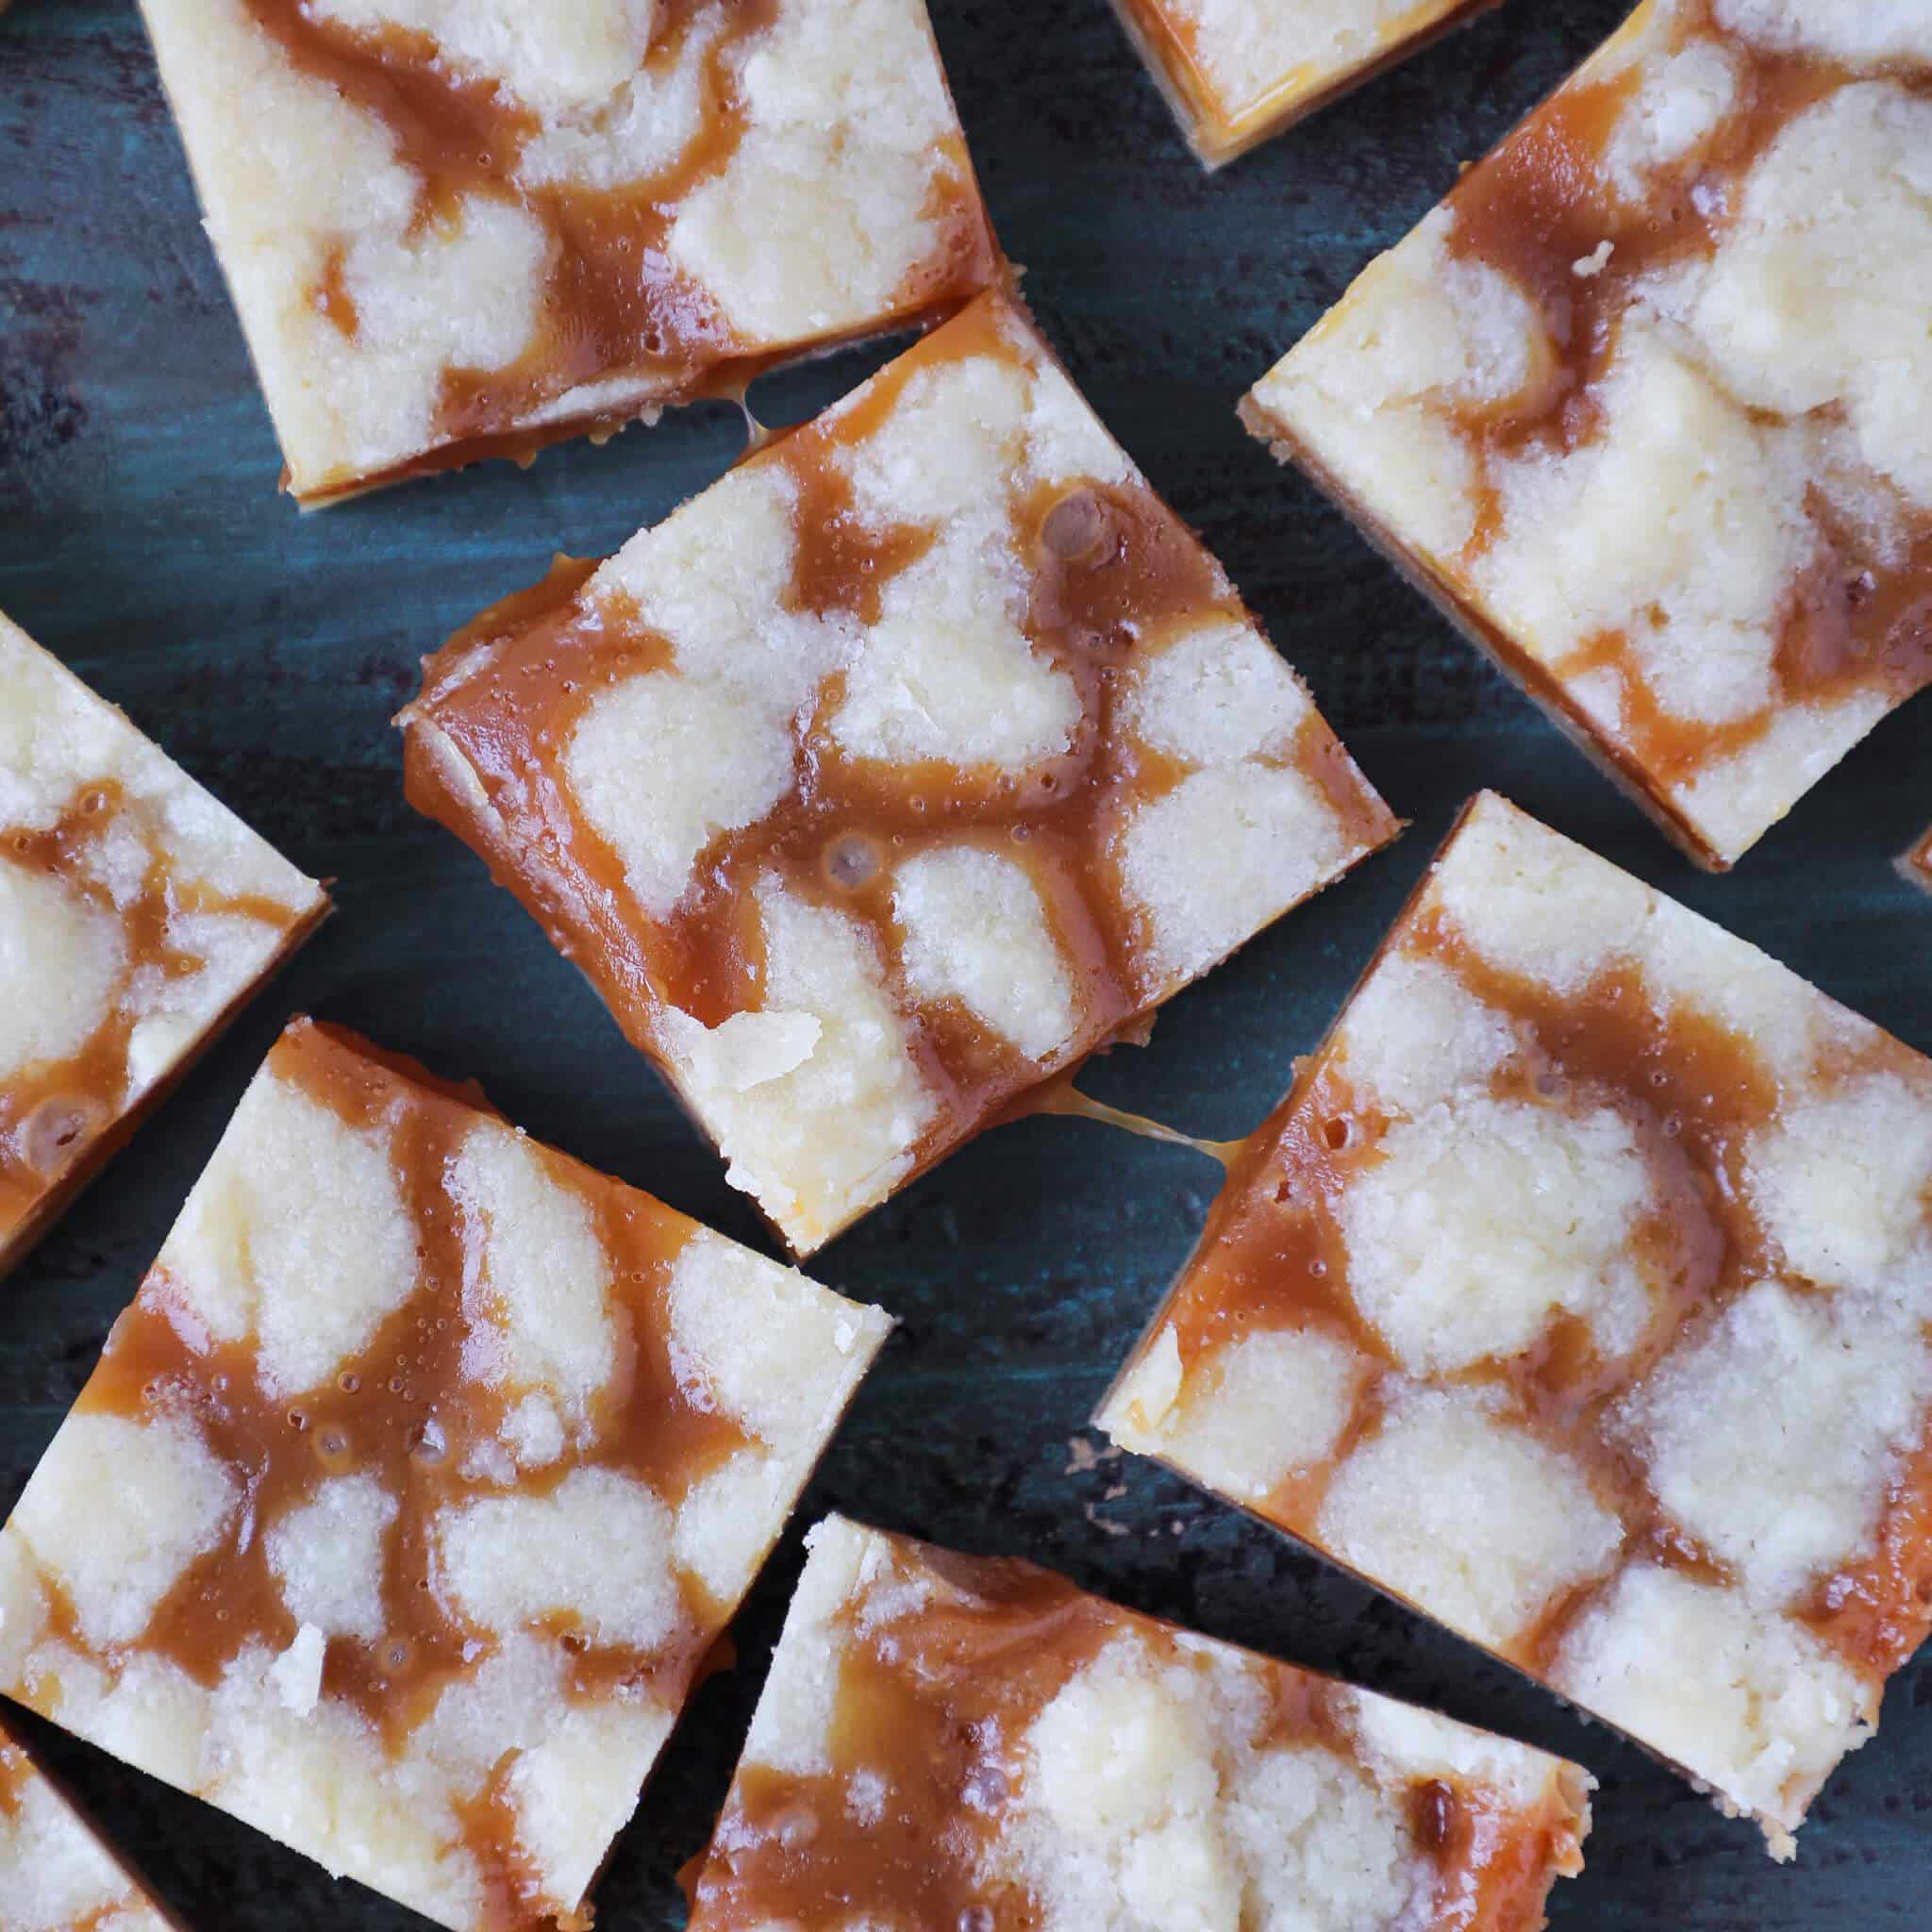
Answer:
(405, 293, 1396, 1241)
(1430, 1778, 1591, 1932)
(1144, 799, 1932, 1682)
(0, 782, 310, 1249)
(1435, 4, 1932, 798)
(456, 1768, 566, 1932)
(57, 1021, 752, 1925)
(1804, 1419, 1932, 1677)
(240, 0, 995, 497)
(689, 1532, 1576, 1932)
(312, 243, 360, 340)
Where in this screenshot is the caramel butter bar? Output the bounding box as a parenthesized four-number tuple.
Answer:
(1111, 0, 1496, 167)
(0, 612, 326, 1277)
(135, 0, 996, 504)
(1103, 791, 1932, 1855)
(1244, 1, 1932, 867)
(400, 288, 1396, 1257)
(1, 1718, 179, 1932)
(685, 1517, 1591, 1932)
(0, 1020, 891, 1931)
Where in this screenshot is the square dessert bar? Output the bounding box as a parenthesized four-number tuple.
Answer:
(1102, 792, 1932, 1854)
(0, 1019, 891, 1931)
(1111, 0, 1494, 167)
(1244, 0, 1932, 867)
(1, 1718, 178, 1932)
(401, 289, 1397, 1257)
(685, 1516, 1591, 1931)
(136, 0, 995, 504)
(0, 612, 326, 1278)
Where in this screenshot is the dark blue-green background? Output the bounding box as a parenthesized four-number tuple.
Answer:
(3, 2, 1926, 1924)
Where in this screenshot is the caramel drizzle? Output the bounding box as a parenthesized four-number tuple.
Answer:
(405, 295, 1394, 1239)
(1148, 838, 1932, 1685)
(1010, 1062, 1244, 1163)
(691, 1553, 1110, 1932)
(0, 782, 303, 1244)
(687, 1531, 1579, 1932)
(239, 0, 996, 491)
(53, 1021, 752, 1926)
(1433, 1, 1932, 792)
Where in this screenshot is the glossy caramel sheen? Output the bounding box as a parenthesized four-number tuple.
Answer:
(240, 0, 996, 497)
(1144, 804, 1932, 1688)
(686, 1529, 1585, 1932)
(1431, 2, 1932, 825)
(404, 292, 1395, 1247)
(0, 783, 322, 1260)
(50, 1022, 754, 1926)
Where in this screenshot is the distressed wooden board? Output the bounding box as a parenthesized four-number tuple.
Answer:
(1, 1, 1927, 1926)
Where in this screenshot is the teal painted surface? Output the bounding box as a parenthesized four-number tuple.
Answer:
(2, 1, 1928, 1925)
